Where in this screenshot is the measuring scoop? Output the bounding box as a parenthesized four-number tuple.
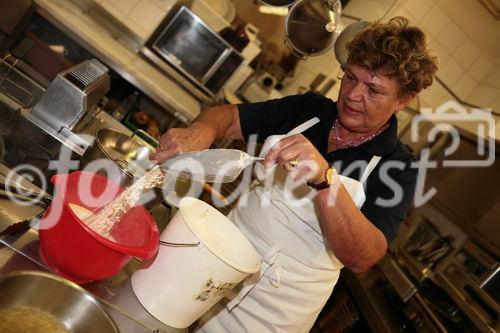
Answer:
(161, 149, 264, 183)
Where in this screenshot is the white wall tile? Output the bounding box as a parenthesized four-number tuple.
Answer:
(107, 0, 139, 15)
(150, 0, 177, 11)
(122, 19, 149, 41)
(128, 0, 167, 38)
(437, 58, 464, 86)
(420, 5, 450, 38)
(400, 0, 434, 21)
(343, 0, 391, 22)
(428, 37, 449, 65)
(99, 0, 127, 21)
(385, 4, 415, 22)
(453, 39, 481, 70)
(469, 54, 494, 82)
(436, 22, 465, 55)
(484, 66, 500, 89)
(467, 85, 499, 109)
(450, 73, 477, 100)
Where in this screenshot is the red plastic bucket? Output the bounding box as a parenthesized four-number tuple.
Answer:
(39, 171, 159, 283)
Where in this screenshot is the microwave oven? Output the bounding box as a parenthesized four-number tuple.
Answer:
(142, 6, 243, 98)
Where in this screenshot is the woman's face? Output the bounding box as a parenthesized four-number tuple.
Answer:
(337, 64, 413, 134)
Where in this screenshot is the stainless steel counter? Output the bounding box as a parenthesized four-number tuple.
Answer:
(33, 0, 201, 124)
(0, 217, 186, 333)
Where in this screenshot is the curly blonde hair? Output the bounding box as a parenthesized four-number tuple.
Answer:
(346, 17, 438, 96)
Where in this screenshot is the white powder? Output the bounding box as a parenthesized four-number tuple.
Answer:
(74, 166, 163, 240)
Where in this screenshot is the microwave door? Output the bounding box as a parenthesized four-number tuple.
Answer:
(200, 49, 231, 83)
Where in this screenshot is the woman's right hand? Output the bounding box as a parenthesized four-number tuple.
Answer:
(150, 124, 216, 163)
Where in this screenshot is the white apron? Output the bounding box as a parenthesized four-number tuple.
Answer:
(195, 119, 381, 333)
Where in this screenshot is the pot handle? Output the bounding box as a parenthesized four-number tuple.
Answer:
(132, 129, 158, 148)
(159, 240, 200, 247)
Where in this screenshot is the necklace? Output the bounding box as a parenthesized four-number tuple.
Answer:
(330, 118, 389, 149)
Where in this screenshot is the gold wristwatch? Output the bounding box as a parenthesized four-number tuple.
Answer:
(307, 166, 336, 190)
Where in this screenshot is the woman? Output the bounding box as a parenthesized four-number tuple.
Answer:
(152, 17, 438, 333)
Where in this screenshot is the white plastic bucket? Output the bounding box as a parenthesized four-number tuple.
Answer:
(131, 197, 261, 328)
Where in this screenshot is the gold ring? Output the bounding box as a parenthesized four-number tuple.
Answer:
(289, 158, 299, 168)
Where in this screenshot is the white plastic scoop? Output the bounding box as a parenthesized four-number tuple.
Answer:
(161, 117, 320, 183)
(161, 149, 264, 183)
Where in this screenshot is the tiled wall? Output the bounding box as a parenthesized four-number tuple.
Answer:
(386, 0, 500, 113)
(284, 0, 499, 114)
(94, 0, 498, 115)
(93, 0, 176, 41)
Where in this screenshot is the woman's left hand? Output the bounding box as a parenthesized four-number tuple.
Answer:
(264, 134, 329, 183)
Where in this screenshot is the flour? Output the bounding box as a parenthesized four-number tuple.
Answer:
(74, 166, 163, 240)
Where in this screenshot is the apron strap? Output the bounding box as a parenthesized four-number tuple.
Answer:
(359, 155, 381, 184)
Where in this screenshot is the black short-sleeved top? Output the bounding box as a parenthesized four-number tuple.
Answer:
(238, 92, 418, 242)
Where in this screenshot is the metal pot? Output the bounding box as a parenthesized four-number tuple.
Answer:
(80, 128, 165, 209)
(0, 270, 118, 333)
(285, 0, 342, 58)
(334, 20, 371, 69)
(259, 0, 296, 6)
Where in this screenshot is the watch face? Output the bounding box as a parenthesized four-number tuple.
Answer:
(326, 167, 336, 185)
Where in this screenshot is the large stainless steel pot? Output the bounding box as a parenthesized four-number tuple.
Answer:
(285, 0, 342, 58)
(259, 0, 296, 6)
(0, 270, 118, 333)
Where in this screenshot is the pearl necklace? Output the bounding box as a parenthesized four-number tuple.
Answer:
(330, 118, 389, 149)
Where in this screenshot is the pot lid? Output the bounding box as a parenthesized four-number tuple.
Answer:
(260, 0, 296, 6)
(285, 0, 342, 57)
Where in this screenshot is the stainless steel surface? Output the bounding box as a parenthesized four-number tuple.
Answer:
(139, 47, 212, 105)
(0, 270, 119, 333)
(161, 148, 264, 183)
(285, 0, 342, 57)
(31, 58, 109, 131)
(259, 0, 296, 6)
(0, 204, 182, 333)
(334, 20, 370, 69)
(0, 54, 45, 108)
(35, 0, 200, 124)
(147, 6, 243, 98)
(378, 254, 417, 302)
(0, 163, 47, 237)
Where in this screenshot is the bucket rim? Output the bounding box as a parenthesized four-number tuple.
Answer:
(178, 197, 261, 274)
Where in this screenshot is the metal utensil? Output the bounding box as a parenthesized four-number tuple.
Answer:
(0, 270, 118, 333)
(161, 149, 264, 183)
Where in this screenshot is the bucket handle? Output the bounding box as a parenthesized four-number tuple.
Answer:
(159, 240, 200, 247)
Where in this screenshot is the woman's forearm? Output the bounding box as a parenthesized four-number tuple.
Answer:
(314, 184, 388, 273)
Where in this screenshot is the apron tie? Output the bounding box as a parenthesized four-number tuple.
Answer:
(227, 245, 281, 311)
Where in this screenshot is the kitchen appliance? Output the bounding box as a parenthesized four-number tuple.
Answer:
(141, 6, 243, 98)
(24, 59, 110, 156)
(0, 270, 118, 333)
(38, 171, 159, 283)
(437, 239, 500, 330)
(285, 0, 342, 58)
